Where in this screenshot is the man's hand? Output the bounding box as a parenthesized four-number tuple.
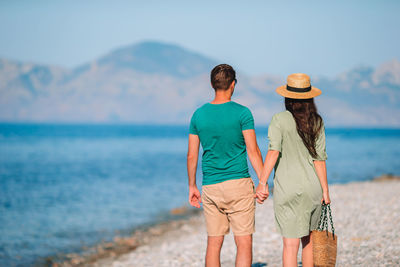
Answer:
(189, 186, 201, 208)
(255, 183, 269, 204)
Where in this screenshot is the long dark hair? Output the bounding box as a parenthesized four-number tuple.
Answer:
(285, 97, 323, 158)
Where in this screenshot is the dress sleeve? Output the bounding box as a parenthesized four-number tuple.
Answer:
(268, 114, 282, 151)
(240, 108, 255, 131)
(313, 122, 328, 160)
(189, 112, 198, 135)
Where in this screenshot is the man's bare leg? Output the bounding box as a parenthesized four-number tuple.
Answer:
(206, 235, 224, 267)
(234, 234, 252, 267)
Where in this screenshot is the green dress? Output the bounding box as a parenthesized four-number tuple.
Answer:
(268, 111, 327, 238)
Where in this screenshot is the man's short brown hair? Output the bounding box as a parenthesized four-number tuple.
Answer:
(211, 64, 236, 91)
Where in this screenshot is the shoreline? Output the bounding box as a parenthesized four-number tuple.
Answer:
(48, 175, 399, 267)
(43, 207, 202, 267)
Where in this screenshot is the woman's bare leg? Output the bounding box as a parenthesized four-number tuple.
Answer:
(301, 233, 313, 267)
(283, 237, 300, 267)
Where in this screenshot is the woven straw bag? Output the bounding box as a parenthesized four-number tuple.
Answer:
(312, 203, 337, 267)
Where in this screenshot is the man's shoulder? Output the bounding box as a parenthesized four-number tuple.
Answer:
(191, 103, 209, 116)
(230, 101, 252, 114)
(231, 101, 249, 109)
(191, 101, 252, 117)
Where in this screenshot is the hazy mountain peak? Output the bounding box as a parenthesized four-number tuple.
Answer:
(337, 65, 374, 83)
(0, 41, 399, 126)
(373, 58, 400, 85)
(96, 41, 217, 78)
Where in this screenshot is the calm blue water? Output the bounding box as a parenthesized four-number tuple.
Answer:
(0, 124, 399, 266)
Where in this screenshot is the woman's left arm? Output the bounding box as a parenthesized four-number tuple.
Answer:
(256, 115, 282, 203)
(255, 150, 280, 203)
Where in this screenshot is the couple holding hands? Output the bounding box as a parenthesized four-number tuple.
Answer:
(187, 64, 331, 267)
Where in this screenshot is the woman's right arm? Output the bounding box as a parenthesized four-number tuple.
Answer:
(313, 121, 330, 204)
(314, 160, 331, 204)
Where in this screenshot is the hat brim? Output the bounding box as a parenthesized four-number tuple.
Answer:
(275, 85, 321, 99)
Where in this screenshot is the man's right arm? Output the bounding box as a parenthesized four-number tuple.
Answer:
(243, 129, 263, 179)
(243, 129, 268, 204)
(187, 134, 201, 208)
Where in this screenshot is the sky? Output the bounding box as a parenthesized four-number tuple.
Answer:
(0, 0, 399, 77)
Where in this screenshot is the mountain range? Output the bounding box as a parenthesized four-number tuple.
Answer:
(0, 41, 399, 126)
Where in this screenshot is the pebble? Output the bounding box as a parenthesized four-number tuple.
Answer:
(87, 180, 400, 267)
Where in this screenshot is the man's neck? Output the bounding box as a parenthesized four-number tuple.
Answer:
(210, 90, 232, 104)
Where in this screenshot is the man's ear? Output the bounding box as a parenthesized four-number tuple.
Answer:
(230, 80, 235, 90)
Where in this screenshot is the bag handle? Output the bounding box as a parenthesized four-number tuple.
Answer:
(317, 202, 336, 240)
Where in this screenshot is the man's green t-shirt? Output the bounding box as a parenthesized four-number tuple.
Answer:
(189, 101, 254, 185)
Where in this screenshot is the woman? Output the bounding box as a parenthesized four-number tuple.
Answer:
(256, 73, 331, 267)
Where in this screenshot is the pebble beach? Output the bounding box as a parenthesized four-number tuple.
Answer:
(59, 176, 400, 267)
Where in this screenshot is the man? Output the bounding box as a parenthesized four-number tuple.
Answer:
(187, 64, 267, 267)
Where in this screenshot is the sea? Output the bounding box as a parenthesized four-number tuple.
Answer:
(0, 123, 399, 266)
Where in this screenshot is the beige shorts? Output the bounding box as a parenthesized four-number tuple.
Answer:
(201, 177, 255, 236)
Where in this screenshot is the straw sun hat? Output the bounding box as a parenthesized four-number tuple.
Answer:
(276, 73, 321, 99)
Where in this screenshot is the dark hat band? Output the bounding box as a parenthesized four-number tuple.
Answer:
(287, 85, 312, 93)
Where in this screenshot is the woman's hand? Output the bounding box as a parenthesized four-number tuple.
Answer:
(255, 183, 269, 204)
(322, 190, 331, 204)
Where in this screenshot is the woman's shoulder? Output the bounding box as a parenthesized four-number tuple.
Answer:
(269, 111, 295, 130)
(272, 110, 292, 121)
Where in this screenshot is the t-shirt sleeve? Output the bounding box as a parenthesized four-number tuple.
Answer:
(313, 122, 328, 160)
(189, 112, 198, 135)
(240, 108, 255, 130)
(268, 114, 282, 151)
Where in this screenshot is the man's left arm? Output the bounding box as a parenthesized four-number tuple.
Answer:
(187, 134, 201, 208)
